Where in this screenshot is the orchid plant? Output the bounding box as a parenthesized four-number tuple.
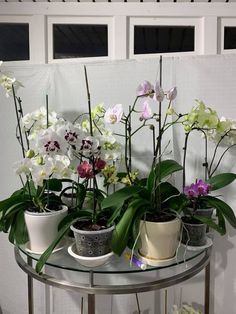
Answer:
(100, 78, 236, 254)
(0, 64, 121, 255)
(100, 75, 185, 255)
(1, 61, 236, 269)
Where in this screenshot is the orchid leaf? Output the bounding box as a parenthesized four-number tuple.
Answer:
(194, 215, 225, 235)
(111, 199, 149, 255)
(203, 196, 236, 229)
(36, 217, 80, 273)
(58, 210, 91, 230)
(8, 218, 16, 244)
(2, 202, 26, 219)
(101, 186, 142, 210)
(130, 207, 149, 250)
(14, 211, 29, 245)
(147, 168, 155, 192)
(47, 179, 63, 192)
(207, 173, 236, 191)
(155, 159, 183, 180)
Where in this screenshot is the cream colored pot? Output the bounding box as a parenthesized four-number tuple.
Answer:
(24, 205, 68, 254)
(139, 218, 181, 260)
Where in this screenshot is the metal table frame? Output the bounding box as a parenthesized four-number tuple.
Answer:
(14, 246, 211, 314)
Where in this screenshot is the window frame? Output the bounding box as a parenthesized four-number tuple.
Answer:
(47, 16, 113, 64)
(0, 15, 45, 64)
(129, 17, 203, 59)
(220, 18, 236, 54)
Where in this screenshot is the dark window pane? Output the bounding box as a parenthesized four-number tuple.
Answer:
(134, 25, 194, 55)
(224, 27, 236, 50)
(53, 24, 108, 59)
(0, 23, 29, 61)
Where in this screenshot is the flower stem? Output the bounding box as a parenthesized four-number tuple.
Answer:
(84, 66, 97, 221)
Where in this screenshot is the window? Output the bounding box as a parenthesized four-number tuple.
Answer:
(53, 24, 108, 59)
(0, 23, 29, 61)
(220, 18, 236, 54)
(224, 27, 236, 50)
(48, 17, 113, 63)
(130, 17, 202, 58)
(134, 25, 194, 55)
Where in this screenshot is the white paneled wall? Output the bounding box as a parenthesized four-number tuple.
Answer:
(1, 2, 236, 313)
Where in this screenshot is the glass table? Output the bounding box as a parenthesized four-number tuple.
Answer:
(14, 240, 212, 314)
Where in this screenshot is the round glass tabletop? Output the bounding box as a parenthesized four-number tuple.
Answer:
(18, 238, 209, 274)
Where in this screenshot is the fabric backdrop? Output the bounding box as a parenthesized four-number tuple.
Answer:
(0, 55, 236, 314)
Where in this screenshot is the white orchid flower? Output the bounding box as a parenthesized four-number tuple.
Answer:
(31, 163, 51, 187)
(13, 158, 32, 176)
(0, 73, 23, 97)
(104, 104, 123, 124)
(22, 113, 34, 131)
(80, 135, 101, 157)
(35, 128, 68, 156)
(44, 155, 72, 179)
(57, 122, 83, 146)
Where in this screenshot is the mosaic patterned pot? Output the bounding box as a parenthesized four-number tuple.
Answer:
(70, 224, 114, 257)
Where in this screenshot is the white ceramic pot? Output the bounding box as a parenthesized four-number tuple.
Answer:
(24, 205, 68, 254)
(138, 218, 181, 261)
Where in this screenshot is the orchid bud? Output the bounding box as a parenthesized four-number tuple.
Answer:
(36, 156, 44, 165)
(184, 125, 192, 133)
(166, 106, 175, 116)
(149, 124, 155, 130)
(167, 87, 177, 101)
(154, 82, 165, 102)
(26, 149, 35, 158)
(184, 114, 189, 121)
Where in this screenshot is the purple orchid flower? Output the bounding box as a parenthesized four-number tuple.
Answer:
(137, 81, 154, 97)
(184, 179, 210, 198)
(140, 100, 152, 120)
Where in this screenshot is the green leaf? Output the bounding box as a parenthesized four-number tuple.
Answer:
(111, 205, 136, 255)
(203, 196, 236, 229)
(207, 173, 236, 191)
(2, 202, 26, 220)
(0, 195, 24, 213)
(46, 179, 63, 192)
(107, 206, 123, 226)
(216, 209, 226, 235)
(146, 168, 155, 192)
(101, 186, 143, 210)
(159, 182, 180, 202)
(130, 207, 148, 250)
(156, 159, 183, 181)
(111, 199, 149, 255)
(36, 217, 80, 273)
(14, 211, 29, 245)
(8, 218, 16, 244)
(58, 210, 92, 230)
(194, 215, 225, 235)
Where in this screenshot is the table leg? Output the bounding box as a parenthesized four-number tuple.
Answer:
(204, 262, 210, 314)
(88, 294, 95, 314)
(27, 256, 34, 314)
